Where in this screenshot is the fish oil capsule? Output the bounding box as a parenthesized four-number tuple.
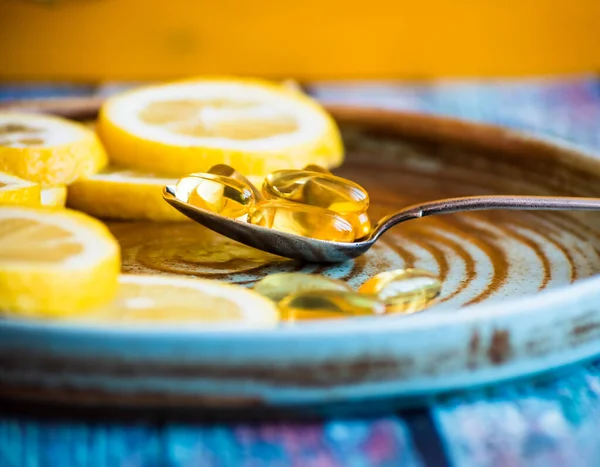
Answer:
(253, 272, 352, 303)
(303, 164, 331, 174)
(297, 165, 371, 238)
(262, 170, 369, 215)
(249, 200, 355, 242)
(279, 290, 386, 321)
(346, 211, 372, 240)
(175, 173, 255, 219)
(207, 164, 263, 200)
(359, 268, 441, 314)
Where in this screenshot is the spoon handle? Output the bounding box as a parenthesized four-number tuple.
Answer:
(372, 195, 600, 240)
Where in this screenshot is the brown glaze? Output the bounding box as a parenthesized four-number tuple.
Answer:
(0, 385, 264, 408)
(569, 311, 600, 344)
(0, 352, 413, 387)
(487, 329, 512, 364)
(467, 330, 481, 369)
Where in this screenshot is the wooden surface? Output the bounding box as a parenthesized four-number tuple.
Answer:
(2, 78, 600, 466)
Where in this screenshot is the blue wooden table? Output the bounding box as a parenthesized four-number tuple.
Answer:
(2, 77, 600, 466)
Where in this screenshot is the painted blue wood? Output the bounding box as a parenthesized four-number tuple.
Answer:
(433, 360, 600, 466)
(0, 415, 423, 467)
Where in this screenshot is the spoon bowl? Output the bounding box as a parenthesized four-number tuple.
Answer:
(163, 186, 370, 262)
(163, 186, 600, 263)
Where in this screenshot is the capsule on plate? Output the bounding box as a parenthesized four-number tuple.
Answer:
(253, 272, 352, 303)
(359, 268, 441, 314)
(262, 169, 369, 215)
(248, 200, 355, 242)
(175, 173, 255, 219)
(279, 290, 386, 321)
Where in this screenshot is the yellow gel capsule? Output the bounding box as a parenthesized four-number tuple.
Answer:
(359, 268, 441, 314)
(253, 272, 352, 303)
(207, 164, 263, 200)
(248, 200, 355, 242)
(303, 164, 331, 174)
(279, 290, 386, 321)
(346, 211, 372, 240)
(302, 165, 371, 238)
(175, 173, 255, 219)
(262, 170, 369, 215)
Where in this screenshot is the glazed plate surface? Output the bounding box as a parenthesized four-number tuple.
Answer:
(3, 107, 600, 410)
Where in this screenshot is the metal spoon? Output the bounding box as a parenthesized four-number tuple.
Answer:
(163, 186, 600, 263)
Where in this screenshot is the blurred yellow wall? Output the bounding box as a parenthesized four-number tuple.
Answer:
(0, 0, 599, 81)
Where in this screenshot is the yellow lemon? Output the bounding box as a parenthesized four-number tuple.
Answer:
(0, 207, 120, 317)
(0, 113, 107, 185)
(68, 167, 187, 221)
(0, 171, 40, 207)
(67, 166, 266, 221)
(76, 274, 278, 328)
(98, 77, 343, 177)
(41, 185, 67, 208)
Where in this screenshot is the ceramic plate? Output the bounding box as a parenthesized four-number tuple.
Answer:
(2, 107, 600, 411)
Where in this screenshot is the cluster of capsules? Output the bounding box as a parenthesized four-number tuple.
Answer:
(174, 165, 441, 319)
(252, 269, 442, 320)
(174, 163, 371, 242)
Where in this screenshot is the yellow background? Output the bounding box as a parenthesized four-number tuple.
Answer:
(1, 0, 599, 81)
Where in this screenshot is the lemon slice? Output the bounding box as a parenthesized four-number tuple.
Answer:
(0, 113, 108, 184)
(67, 167, 187, 221)
(77, 274, 278, 327)
(41, 185, 67, 208)
(68, 166, 266, 221)
(98, 77, 343, 177)
(0, 207, 120, 317)
(0, 171, 40, 206)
